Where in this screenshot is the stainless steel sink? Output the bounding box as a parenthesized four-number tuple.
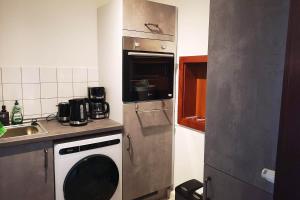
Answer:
(1, 123, 48, 139)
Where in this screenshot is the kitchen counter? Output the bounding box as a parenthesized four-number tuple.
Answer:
(0, 119, 123, 147)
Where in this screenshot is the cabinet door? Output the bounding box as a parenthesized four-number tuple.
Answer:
(0, 141, 55, 200)
(204, 165, 272, 200)
(205, 0, 290, 194)
(123, 100, 173, 200)
(123, 0, 176, 36)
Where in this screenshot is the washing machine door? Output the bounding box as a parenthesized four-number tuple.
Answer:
(63, 155, 119, 200)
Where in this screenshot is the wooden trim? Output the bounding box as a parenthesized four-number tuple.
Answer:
(178, 55, 208, 132)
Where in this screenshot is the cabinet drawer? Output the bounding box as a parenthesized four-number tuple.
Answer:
(123, 0, 176, 36)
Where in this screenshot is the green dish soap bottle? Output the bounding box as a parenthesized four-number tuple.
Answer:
(0, 121, 7, 137)
(11, 100, 23, 125)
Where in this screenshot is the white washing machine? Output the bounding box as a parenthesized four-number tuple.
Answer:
(54, 133, 122, 200)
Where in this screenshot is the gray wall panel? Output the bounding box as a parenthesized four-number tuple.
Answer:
(205, 0, 290, 194)
(204, 165, 273, 200)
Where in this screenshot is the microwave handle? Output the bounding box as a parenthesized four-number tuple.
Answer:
(128, 52, 174, 58)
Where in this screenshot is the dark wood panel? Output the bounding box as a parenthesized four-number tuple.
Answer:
(274, 0, 300, 199)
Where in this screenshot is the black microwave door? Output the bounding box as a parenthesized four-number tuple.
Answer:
(123, 51, 174, 102)
(63, 155, 119, 200)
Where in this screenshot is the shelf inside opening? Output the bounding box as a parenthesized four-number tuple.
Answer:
(178, 56, 207, 132)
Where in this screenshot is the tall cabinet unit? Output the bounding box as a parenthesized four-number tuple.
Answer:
(205, 0, 290, 199)
(98, 0, 177, 199)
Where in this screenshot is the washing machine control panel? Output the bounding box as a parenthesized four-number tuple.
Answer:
(59, 139, 120, 155)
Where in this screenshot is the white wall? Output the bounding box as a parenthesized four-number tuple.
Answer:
(174, 0, 210, 186)
(152, 0, 210, 186)
(0, 0, 102, 66)
(98, 0, 123, 123)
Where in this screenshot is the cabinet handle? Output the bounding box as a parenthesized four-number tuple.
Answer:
(135, 103, 169, 113)
(144, 23, 160, 32)
(126, 134, 132, 152)
(44, 148, 48, 182)
(204, 177, 211, 200)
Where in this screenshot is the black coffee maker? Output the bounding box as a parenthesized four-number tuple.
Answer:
(88, 87, 110, 119)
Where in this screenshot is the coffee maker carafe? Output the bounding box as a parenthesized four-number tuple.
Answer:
(88, 87, 110, 119)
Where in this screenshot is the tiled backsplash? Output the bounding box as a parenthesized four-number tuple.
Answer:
(0, 66, 99, 120)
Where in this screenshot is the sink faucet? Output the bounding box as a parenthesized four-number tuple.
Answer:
(31, 119, 38, 126)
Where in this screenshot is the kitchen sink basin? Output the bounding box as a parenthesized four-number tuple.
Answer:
(1, 123, 48, 139)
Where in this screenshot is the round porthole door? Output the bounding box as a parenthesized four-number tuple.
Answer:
(63, 155, 119, 200)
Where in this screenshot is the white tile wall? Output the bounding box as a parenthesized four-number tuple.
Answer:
(40, 68, 57, 83)
(88, 82, 100, 87)
(3, 84, 22, 100)
(41, 83, 57, 98)
(0, 86, 2, 101)
(22, 84, 40, 99)
(2, 68, 21, 83)
(57, 68, 72, 82)
(73, 68, 87, 82)
(41, 98, 58, 115)
(23, 99, 41, 116)
(0, 66, 99, 120)
(58, 83, 73, 98)
(22, 67, 40, 83)
(73, 82, 88, 97)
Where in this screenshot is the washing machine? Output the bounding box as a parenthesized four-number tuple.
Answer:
(54, 133, 122, 200)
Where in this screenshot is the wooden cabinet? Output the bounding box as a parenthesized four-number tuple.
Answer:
(123, 0, 176, 41)
(178, 56, 207, 132)
(205, 0, 290, 198)
(123, 100, 173, 200)
(0, 141, 55, 200)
